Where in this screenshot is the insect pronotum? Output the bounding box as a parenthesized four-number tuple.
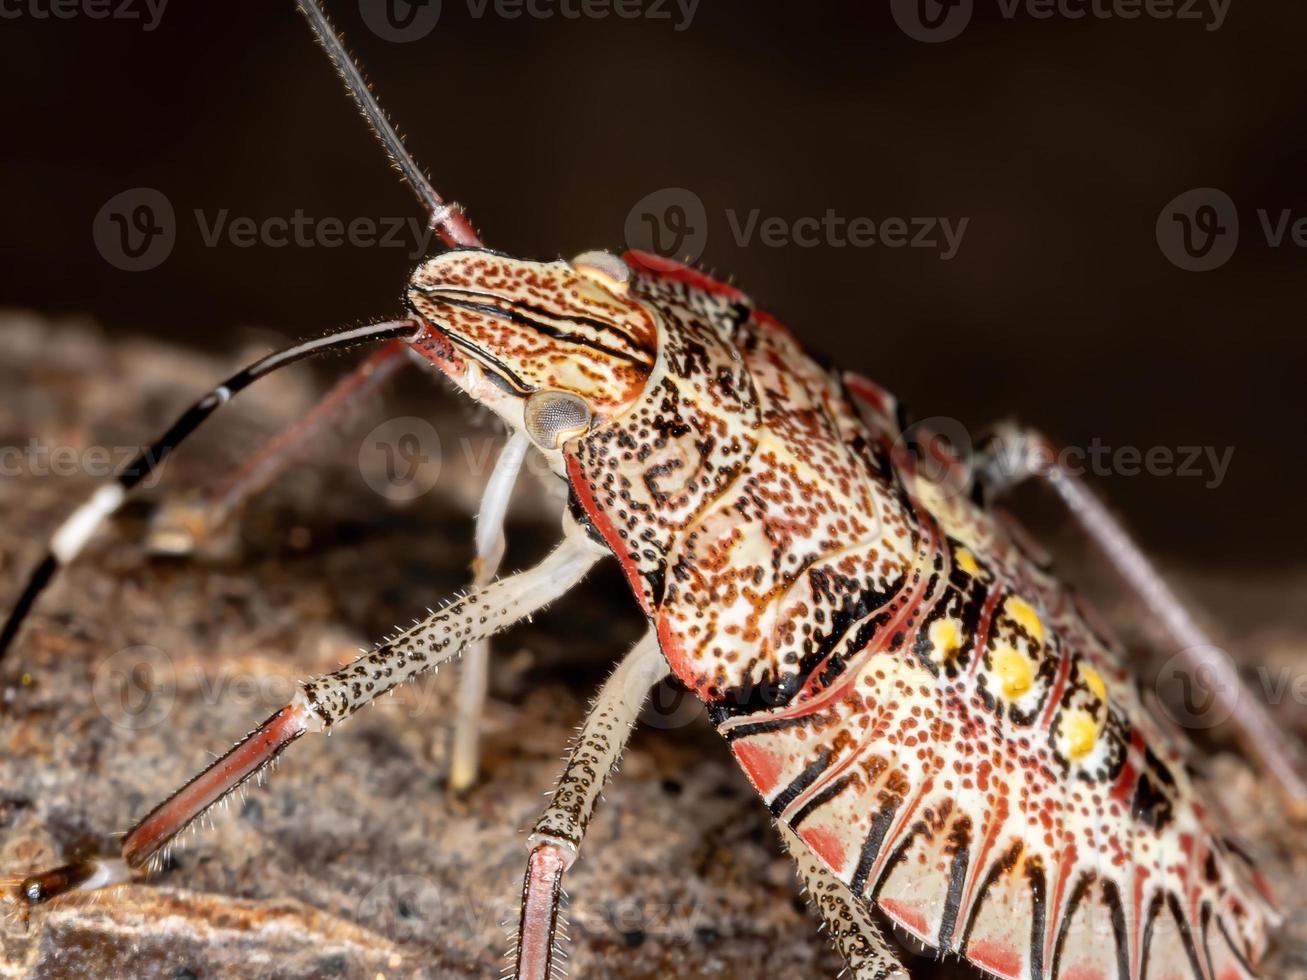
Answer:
(3, 3, 1303, 978)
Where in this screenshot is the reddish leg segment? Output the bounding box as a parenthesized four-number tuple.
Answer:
(11, 532, 603, 906)
(514, 631, 664, 980)
(978, 422, 1307, 818)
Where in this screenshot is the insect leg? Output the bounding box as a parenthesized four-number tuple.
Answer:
(0, 318, 425, 668)
(780, 824, 908, 980)
(449, 431, 531, 792)
(148, 341, 409, 555)
(514, 630, 665, 980)
(9, 531, 605, 906)
(977, 422, 1307, 818)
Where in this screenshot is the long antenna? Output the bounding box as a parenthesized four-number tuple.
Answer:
(296, 0, 482, 249)
(0, 319, 424, 665)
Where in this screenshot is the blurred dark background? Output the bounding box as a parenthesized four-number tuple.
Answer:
(2, 0, 1305, 566)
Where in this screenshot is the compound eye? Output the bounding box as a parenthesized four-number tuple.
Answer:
(570, 250, 631, 292)
(523, 390, 592, 449)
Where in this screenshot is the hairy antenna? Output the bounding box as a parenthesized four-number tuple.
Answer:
(296, 0, 482, 249)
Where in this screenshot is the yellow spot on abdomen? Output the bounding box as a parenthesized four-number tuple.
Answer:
(1061, 709, 1102, 762)
(1005, 595, 1046, 645)
(956, 548, 981, 577)
(929, 619, 962, 663)
(1083, 665, 1108, 704)
(993, 646, 1033, 699)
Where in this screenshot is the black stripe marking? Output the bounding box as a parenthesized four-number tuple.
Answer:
(1164, 891, 1208, 980)
(1102, 878, 1131, 980)
(720, 714, 809, 741)
(443, 331, 532, 393)
(427, 295, 650, 368)
(789, 773, 855, 829)
(850, 802, 901, 896)
(937, 820, 973, 950)
(768, 750, 833, 817)
(959, 840, 1023, 955)
(1212, 903, 1258, 975)
(1027, 858, 1047, 980)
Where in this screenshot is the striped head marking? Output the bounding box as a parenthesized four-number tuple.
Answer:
(407, 249, 659, 448)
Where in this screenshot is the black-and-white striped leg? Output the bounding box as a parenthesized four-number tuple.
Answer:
(513, 631, 665, 980)
(11, 531, 605, 906)
(781, 825, 908, 980)
(977, 422, 1307, 818)
(0, 318, 424, 667)
(450, 431, 531, 792)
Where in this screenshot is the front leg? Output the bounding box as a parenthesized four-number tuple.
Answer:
(977, 422, 1307, 818)
(10, 532, 604, 906)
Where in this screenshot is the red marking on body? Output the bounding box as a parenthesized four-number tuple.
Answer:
(967, 938, 1021, 979)
(408, 321, 466, 375)
(622, 250, 748, 303)
(967, 585, 1008, 680)
(799, 826, 847, 870)
(879, 898, 930, 941)
(844, 372, 895, 418)
(564, 454, 652, 617)
(732, 742, 783, 796)
(751, 308, 800, 344)
(1038, 645, 1074, 730)
(1252, 868, 1278, 906)
(1060, 968, 1108, 980)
